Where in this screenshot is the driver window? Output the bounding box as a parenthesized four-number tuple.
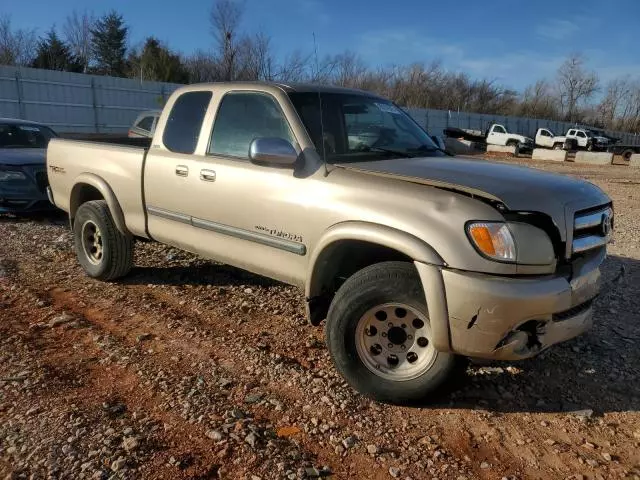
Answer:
(209, 92, 295, 159)
(493, 126, 506, 134)
(577, 131, 586, 138)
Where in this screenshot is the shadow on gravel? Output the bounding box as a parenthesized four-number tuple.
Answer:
(125, 262, 285, 288)
(431, 255, 640, 415)
(0, 210, 67, 225)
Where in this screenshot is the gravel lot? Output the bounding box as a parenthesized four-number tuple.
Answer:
(1, 158, 639, 480)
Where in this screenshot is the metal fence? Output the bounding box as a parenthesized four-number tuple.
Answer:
(1, 65, 639, 145)
(0, 65, 181, 133)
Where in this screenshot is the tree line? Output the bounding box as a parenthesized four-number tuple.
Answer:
(1, 2, 640, 134)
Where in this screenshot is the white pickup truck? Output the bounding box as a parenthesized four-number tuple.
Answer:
(565, 128, 610, 151)
(485, 124, 534, 151)
(534, 128, 568, 150)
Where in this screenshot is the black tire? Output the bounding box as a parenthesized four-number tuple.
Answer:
(506, 140, 518, 147)
(325, 261, 461, 404)
(622, 149, 633, 162)
(73, 200, 133, 281)
(587, 142, 594, 152)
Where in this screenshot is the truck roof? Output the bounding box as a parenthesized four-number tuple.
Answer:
(172, 81, 385, 99)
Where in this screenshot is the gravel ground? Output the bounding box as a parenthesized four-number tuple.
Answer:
(1, 158, 639, 480)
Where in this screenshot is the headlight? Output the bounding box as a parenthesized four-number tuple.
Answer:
(466, 222, 516, 262)
(0, 171, 26, 181)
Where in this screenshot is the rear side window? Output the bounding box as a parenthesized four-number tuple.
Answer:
(208, 92, 294, 159)
(163, 91, 212, 154)
(493, 125, 506, 134)
(568, 130, 575, 135)
(136, 116, 154, 132)
(540, 130, 551, 137)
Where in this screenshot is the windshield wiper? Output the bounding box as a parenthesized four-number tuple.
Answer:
(412, 144, 453, 157)
(362, 146, 416, 158)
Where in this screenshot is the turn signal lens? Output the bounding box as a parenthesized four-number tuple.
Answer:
(467, 222, 516, 262)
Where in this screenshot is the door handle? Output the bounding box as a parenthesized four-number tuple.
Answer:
(200, 169, 216, 182)
(175, 165, 188, 177)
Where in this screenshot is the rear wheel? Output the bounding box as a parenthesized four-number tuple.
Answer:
(325, 262, 461, 404)
(553, 143, 563, 150)
(73, 200, 134, 281)
(622, 149, 634, 162)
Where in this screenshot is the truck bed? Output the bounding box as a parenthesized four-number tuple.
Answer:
(46, 138, 149, 237)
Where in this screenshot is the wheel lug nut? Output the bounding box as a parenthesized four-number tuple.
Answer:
(381, 332, 387, 337)
(407, 335, 413, 340)
(401, 324, 406, 329)
(400, 345, 406, 350)
(388, 323, 393, 328)
(388, 343, 393, 349)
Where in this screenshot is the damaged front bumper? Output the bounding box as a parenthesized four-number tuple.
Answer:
(416, 249, 603, 361)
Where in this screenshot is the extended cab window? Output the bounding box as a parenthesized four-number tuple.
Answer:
(493, 125, 506, 134)
(208, 92, 294, 159)
(163, 91, 212, 154)
(541, 130, 551, 137)
(136, 116, 154, 132)
(568, 130, 575, 136)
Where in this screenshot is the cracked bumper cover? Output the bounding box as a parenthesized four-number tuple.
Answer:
(415, 251, 603, 361)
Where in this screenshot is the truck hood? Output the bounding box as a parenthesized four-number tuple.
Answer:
(0, 148, 46, 166)
(335, 156, 610, 240)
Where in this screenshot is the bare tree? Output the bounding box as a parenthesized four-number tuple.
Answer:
(184, 50, 221, 82)
(557, 54, 599, 122)
(210, 0, 243, 80)
(63, 10, 95, 73)
(519, 80, 559, 119)
(597, 78, 632, 128)
(0, 15, 37, 66)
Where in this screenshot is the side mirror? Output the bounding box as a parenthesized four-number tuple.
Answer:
(249, 137, 298, 167)
(431, 135, 445, 150)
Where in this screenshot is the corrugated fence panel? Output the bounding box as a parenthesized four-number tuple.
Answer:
(0, 65, 181, 133)
(1, 65, 639, 143)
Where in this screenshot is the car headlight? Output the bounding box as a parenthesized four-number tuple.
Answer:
(0, 171, 26, 181)
(466, 222, 516, 262)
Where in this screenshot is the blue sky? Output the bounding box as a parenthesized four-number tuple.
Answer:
(8, 0, 640, 90)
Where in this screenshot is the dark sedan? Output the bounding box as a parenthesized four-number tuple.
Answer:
(0, 119, 58, 213)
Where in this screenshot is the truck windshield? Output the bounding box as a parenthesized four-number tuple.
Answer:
(288, 92, 441, 163)
(0, 123, 57, 148)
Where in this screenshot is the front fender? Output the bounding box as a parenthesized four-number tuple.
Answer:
(70, 173, 129, 235)
(305, 221, 450, 351)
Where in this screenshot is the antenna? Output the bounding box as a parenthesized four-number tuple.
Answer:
(313, 32, 320, 80)
(312, 32, 329, 176)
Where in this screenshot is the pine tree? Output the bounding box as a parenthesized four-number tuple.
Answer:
(90, 11, 127, 76)
(128, 37, 188, 83)
(31, 29, 82, 72)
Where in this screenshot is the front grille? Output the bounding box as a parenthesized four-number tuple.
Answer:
(34, 170, 48, 193)
(572, 205, 613, 255)
(552, 298, 594, 322)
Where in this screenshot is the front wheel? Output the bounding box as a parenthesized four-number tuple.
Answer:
(325, 262, 461, 404)
(73, 200, 134, 281)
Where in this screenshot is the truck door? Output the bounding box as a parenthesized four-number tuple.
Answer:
(179, 90, 309, 286)
(576, 130, 587, 147)
(143, 90, 214, 253)
(487, 124, 507, 145)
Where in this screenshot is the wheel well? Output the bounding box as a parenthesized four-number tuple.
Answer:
(70, 184, 104, 225)
(307, 240, 413, 325)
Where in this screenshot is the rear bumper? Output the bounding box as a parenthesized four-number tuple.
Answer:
(415, 251, 603, 360)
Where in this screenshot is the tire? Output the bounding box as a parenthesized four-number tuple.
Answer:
(506, 140, 518, 147)
(553, 143, 563, 150)
(622, 149, 633, 162)
(587, 142, 594, 152)
(73, 200, 134, 281)
(325, 261, 461, 404)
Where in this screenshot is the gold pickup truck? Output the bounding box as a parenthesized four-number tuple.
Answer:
(46, 82, 613, 403)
